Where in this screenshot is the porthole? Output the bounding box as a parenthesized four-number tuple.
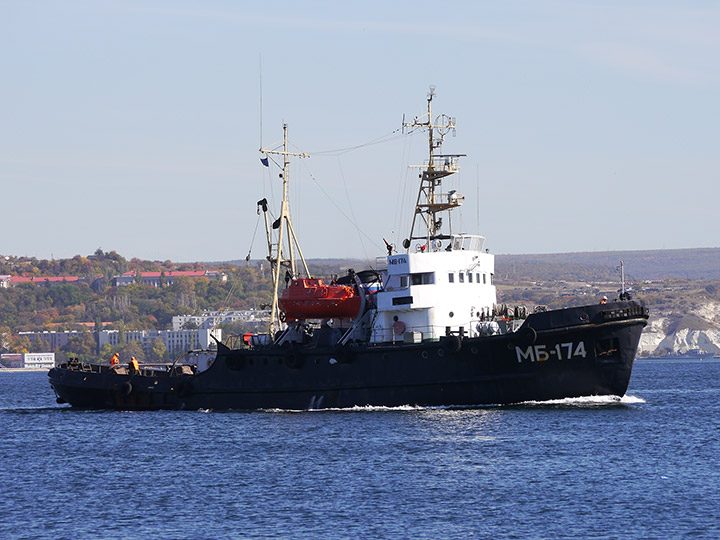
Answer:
(421, 351, 429, 359)
(438, 349, 445, 357)
(449, 312, 454, 318)
(471, 346, 479, 355)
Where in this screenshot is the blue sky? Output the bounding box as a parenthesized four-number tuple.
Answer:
(2, 1, 718, 263)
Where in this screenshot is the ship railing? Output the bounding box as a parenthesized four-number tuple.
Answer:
(371, 317, 527, 344)
(411, 155, 461, 173)
(371, 324, 442, 344)
(60, 352, 209, 376)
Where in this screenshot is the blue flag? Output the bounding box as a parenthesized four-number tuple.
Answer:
(260, 156, 269, 167)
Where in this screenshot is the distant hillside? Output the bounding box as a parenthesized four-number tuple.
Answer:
(496, 248, 720, 281)
(224, 259, 369, 276)
(228, 248, 720, 282)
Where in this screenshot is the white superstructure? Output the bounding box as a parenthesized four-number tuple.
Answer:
(371, 88, 497, 342)
(372, 235, 496, 342)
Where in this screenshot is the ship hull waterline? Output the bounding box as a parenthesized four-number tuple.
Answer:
(48, 301, 648, 411)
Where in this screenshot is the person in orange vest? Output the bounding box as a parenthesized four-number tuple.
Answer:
(129, 356, 139, 374)
(110, 353, 119, 366)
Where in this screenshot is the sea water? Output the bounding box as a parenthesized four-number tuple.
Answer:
(0, 360, 718, 540)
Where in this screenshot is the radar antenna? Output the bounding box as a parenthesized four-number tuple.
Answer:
(401, 87, 466, 251)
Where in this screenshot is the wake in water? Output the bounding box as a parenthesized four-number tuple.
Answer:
(183, 395, 647, 414)
(515, 394, 646, 408)
(256, 395, 646, 413)
(259, 404, 430, 414)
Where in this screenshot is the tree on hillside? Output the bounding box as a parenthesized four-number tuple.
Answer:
(148, 338, 168, 363)
(173, 276, 197, 311)
(99, 343, 117, 363)
(13, 334, 32, 354)
(117, 321, 126, 345)
(62, 330, 97, 360)
(0, 326, 11, 352)
(120, 340, 145, 364)
(30, 335, 46, 353)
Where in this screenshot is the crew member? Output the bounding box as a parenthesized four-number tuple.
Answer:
(129, 356, 139, 374)
(600, 296, 608, 304)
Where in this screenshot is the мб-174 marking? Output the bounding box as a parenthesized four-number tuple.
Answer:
(516, 341, 587, 363)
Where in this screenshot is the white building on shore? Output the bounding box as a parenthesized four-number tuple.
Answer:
(19, 331, 83, 351)
(0, 352, 55, 369)
(18, 328, 221, 357)
(98, 328, 221, 356)
(172, 310, 270, 330)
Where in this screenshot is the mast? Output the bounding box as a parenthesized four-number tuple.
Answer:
(401, 87, 465, 251)
(259, 123, 311, 335)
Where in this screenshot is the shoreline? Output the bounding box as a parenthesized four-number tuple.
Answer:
(0, 368, 52, 373)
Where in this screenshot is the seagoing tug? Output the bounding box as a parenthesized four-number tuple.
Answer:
(49, 89, 648, 410)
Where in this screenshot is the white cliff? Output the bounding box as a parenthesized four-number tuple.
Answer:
(638, 301, 720, 356)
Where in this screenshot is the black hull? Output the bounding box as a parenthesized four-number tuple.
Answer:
(49, 301, 648, 411)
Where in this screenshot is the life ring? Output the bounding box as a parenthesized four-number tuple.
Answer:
(321, 287, 328, 297)
(443, 335, 462, 353)
(119, 381, 133, 397)
(285, 354, 303, 369)
(520, 326, 537, 345)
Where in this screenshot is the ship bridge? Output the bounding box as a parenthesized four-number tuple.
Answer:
(372, 234, 496, 343)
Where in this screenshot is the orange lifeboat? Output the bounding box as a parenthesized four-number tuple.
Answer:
(279, 278, 361, 322)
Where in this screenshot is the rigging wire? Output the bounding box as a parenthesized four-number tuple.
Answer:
(254, 127, 417, 266)
(245, 210, 262, 261)
(336, 155, 371, 266)
(258, 53, 263, 151)
(394, 131, 415, 249)
(308, 129, 404, 156)
(218, 279, 238, 317)
(302, 163, 384, 253)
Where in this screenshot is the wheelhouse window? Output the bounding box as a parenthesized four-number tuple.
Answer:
(400, 276, 408, 288)
(459, 272, 464, 283)
(467, 272, 473, 283)
(411, 272, 435, 285)
(483, 274, 487, 284)
(448, 273, 454, 283)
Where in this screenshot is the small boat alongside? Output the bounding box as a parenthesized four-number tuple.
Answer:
(49, 89, 648, 410)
